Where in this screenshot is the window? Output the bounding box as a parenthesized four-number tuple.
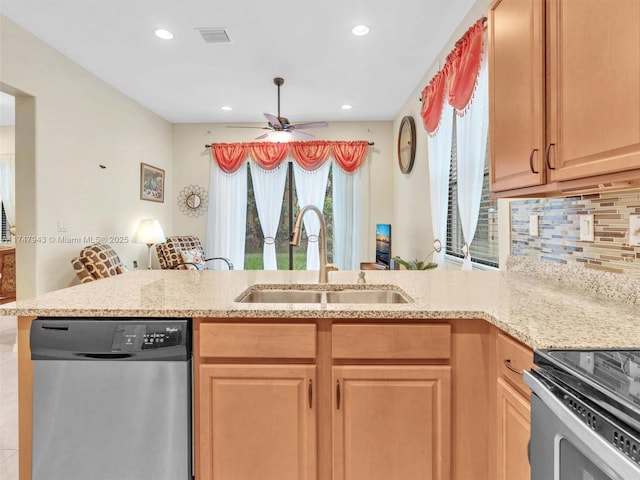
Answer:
(1, 202, 9, 243)
(446, 117, 499, 268)
(244, 162, 333, 270)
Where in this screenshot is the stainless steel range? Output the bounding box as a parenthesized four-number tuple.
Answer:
(525, 349, 640, 480)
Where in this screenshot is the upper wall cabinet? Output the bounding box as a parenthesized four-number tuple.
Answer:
(489, 0, 640, 197)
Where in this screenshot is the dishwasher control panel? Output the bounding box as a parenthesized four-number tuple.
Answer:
(112, 324, 184, 351)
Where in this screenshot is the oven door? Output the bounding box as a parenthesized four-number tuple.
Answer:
(525, 371, 640, 480)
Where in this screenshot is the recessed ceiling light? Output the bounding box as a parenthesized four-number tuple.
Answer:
(221, 106, 232, 111)
(341, 105, 353, 110)
(154, 28, 174, 40)
(351, 25, 370, 36)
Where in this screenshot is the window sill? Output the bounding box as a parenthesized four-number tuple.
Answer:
(443, 254, 499, 272)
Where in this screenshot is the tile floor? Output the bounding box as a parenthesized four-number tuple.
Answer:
(0, 316, 18, 480)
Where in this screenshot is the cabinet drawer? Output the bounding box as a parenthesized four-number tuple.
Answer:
(332, 324, 451, 360)
(497, 332, 533, 395)
(199, 323, 316, 359)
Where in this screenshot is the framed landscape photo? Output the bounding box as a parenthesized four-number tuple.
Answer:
(140, 163, 165, 203)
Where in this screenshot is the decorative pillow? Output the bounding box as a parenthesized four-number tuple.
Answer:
(180, 249, 205, 270)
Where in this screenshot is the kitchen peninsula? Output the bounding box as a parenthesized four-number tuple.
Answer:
(3, 267, 639, 480)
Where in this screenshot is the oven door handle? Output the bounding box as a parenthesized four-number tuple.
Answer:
(524, 371, 640, 480)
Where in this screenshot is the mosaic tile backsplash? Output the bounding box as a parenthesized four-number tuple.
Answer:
(511, 189, 640, 277)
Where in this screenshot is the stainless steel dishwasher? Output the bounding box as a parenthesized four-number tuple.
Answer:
(30, 318, 192, 480)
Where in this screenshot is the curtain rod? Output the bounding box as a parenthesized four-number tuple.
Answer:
(205, 142, 375, 148)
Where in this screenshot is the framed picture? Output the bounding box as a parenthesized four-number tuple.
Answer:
(140, 163, 165, 203)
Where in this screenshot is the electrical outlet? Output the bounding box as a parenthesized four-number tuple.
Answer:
(579, 214, 594, 242)
(630, 214, 640, 247)
(57, 220, 68, 232)
(529, 215, 539, 236)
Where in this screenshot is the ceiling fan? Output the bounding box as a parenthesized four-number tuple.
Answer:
(228, 77, 328, 140)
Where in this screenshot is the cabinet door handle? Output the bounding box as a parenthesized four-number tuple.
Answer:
(308, 379, 313, 409)
(545, 143, 556, 170)
(529, 148, 539, 174)
(336, 380, 341, 410)
(504, 359, 523, 376)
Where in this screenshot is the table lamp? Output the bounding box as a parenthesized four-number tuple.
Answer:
(134, 219, 166, 269)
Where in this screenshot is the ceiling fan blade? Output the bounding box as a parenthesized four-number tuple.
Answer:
(255, 132, 271, 140)
(290, 121, 329, 130)
(289, 130, 315, 140)
(264, 113, 282, 129)
(226, 125, 271, 129)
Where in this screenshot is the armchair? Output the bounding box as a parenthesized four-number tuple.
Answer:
(71, 243, 127, 283)
(155, 235, 233, 270)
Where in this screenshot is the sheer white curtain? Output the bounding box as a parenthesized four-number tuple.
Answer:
(293, 161, 330, 270)
(249, 161, 288, 270)
(206, 161, 248, 270)
(332, 161, 360, 270)
(456, 55, 489, 270)
(427, 104, 454, 269)
(0, 153, 16, 233)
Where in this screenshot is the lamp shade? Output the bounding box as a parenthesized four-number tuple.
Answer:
(134, 219, 166, 245)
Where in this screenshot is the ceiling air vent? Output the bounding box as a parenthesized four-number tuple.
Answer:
(196, 27, 231, 44)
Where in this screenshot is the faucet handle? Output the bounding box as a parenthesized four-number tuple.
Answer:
(357, 271, 366, 284)
(326, 263, 339, 274)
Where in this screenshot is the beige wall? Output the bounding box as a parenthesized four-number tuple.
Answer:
(171, 122, 394, 264)
(0, 15, 174, 295)
(391, 0, 495, 268)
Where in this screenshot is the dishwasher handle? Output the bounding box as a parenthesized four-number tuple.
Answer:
(76, 353, 133, 360)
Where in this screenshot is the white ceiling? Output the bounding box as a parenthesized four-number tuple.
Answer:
(0, 0, 477, 125)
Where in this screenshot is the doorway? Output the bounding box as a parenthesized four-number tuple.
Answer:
(0, 91, 16, 304)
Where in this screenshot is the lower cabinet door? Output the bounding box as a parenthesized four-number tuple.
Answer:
(199, 364, 317, 480)
(333, 365, 451, 480)
(496, 378, 531, 480)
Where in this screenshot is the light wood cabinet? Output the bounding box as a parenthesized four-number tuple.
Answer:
(489, 0, 640, 197)
(199, 364, 317, 480)
(196, 322, 318, 480)
(495, 332, 533, 480)
(332, 365, 451, 480)
(496, 378, 531, 480)
(332, 323, 452, 480)
(489, 0, 546, 192)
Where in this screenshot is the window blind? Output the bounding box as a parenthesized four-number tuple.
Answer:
(1, 202, 8, 242)
(446, 118, 499, 267)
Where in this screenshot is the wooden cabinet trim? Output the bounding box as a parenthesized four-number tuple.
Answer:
(497, 332, 534, 399)
(332, 323, 451, 360)
(199, 322, 316, 359)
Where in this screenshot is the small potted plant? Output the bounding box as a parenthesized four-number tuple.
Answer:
(392, 251, 438, 270)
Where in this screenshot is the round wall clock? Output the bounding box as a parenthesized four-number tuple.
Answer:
(397, 116, 416, 174)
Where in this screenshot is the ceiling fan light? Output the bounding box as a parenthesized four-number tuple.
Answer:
(351, 25, 370, 36)
(154, 28, 174, 40)
(221, 106, 232, 111)
(341, 104, 353, 110)
(268, 131, 293, 142)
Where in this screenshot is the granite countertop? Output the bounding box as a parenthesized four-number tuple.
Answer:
(1, 267, 639, 350)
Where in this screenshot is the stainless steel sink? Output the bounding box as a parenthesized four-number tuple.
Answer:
(237, 289, 323, 304)
(236, 284, 412, 304)
(325, 290, 409, 304)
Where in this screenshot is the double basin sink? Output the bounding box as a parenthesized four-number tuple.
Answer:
(236, 284, 412, 304)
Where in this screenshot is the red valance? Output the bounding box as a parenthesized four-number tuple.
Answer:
(333, 141, 369, 173)
(249, 142, 289, 170)
(211, 143, 248, 174)
(290, 141, 331, 171)
(210, 140, 370, 173)
(420, 17, 486, 133)
(448, 20, 485, 111)
(420, 68, 449, 134)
